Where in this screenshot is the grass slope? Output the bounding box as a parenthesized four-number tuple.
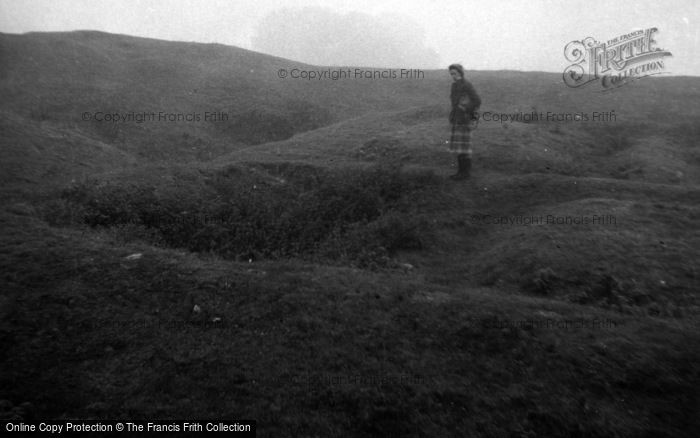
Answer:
(2, 202, 700, 437)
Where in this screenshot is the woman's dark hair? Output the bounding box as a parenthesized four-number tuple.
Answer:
(448, 63, 465, 78)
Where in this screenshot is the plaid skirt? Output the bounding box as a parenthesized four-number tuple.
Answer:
(449, 122, 473, 156)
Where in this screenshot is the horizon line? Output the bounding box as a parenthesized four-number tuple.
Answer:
(2, 29, 698, 78)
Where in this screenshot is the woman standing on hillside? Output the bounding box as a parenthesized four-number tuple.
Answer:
(448, 64, 481, 180)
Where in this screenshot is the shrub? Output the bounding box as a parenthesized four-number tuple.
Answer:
(51, 164, 438, 267)
(39, 198, 87, 227)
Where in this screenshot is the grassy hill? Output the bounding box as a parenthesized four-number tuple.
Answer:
(0, 30, 447, 190)
(1, 31, 700, 437)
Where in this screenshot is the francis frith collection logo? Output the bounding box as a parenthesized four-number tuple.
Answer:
(563, 27, 672, 90)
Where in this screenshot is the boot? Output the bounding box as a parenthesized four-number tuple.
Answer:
(461, 155, 472, 179)
(450, 154, 471, 180)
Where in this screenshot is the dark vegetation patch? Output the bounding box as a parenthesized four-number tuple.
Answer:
(41, 163, 440, 268)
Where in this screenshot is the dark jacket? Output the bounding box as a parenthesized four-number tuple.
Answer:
(449, 78, 481, 125)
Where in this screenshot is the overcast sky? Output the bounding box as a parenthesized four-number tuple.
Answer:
(0, 0, 697, 75)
